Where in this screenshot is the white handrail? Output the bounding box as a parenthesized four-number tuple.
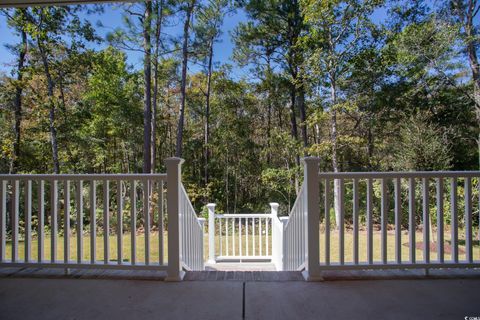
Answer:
(0, 174, 167, 271)
(0, 174, 167, 180)
(179, 184, 204, 271)
(319, 172, 480, 270)
(283, 183, 306, 271)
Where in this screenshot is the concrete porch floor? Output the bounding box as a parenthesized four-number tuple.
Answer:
(0, 267, 479, 319)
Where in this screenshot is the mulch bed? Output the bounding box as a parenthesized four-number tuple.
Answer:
(402, 241, 466, 254)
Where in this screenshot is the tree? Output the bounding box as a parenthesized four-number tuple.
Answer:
(234, 0, 308, 165)
(108, 1, 172, 172)
(175, 0, 196, 157)
(392, 114, 452, 171)
(15, 6, 97, 173)
(2, 9, 28, 173)
(445, 0, 480, 167)
(194, 0, 232, 187)
(302, 0, 382, 227)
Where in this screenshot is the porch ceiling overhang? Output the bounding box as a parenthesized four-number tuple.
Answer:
(0, 0, 135, 8)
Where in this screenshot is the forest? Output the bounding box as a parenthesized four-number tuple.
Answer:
(0, 0, 479, 215)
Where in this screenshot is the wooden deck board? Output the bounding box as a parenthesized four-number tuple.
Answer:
(1, 265, 479, 282)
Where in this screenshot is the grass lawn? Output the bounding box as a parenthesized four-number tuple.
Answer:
(4, 228, 479, 265)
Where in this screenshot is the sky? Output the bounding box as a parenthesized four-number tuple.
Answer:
(0, 2, 248, 77)
(0, 2, 401, 81)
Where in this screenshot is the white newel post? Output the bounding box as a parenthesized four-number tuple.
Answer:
(302, 157, 322, 281)
(207, 203, 216, 264)
(165, 157, 185, 281)
(270, 202, 283, 271)
(279, 216, 289, 270)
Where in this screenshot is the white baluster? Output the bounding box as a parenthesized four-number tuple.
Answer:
(75, 180, 83, 263)
(207, 203, 216, 264)
(409, 178, 416, 263)
(90, 180, 96, 264)
(64, 180, 70, 264)
(117, 181, 123, 265)
(25, 180, 32, 262)
(103, 180, 109, 264)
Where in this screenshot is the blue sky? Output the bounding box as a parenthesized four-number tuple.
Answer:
(0, 2, 247, 77)
(0, 2, 398, 80)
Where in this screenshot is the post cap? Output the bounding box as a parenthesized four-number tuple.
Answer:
(164, 157, 185, 165)
(206, 203, 216, 208)
(301, 156, 320, 164)
(269, 202, 279, 209)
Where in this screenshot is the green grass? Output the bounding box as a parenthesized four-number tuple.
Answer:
(319, 229, 479, 264)
(6, 232, 169, 264)
(4, 228, 479, 265)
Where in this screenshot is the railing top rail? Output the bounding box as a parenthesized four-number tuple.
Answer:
(284, 183, 305, 229)
(215, 213, 272, 218)
(0, 173, 167, 180)
(318, 171, 480, 179)
(180, 184, 202, 228)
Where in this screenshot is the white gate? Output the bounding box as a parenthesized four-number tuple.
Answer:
(206, 203, 285, 269)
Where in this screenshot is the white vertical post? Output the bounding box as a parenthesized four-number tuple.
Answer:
(144, 179, 150, 265)
(302, 157, 322, 281)
(381, 178, 387, 264)
(165, 157, 184, 281)
(63, 180, 70, 264)
(207, 203, 216, 264)
(50, 180, 57, 263)
(366, 178, 373, 264)
(280, 216, 289, 270)
(270, 202, 283, 271)
(436, 178, 444, 263)
(12, 180, 19, 263)
(198, 217, 206, 269)
(353, 178, 359, 265)
(38, 180, 45, 263)
(117, 181, 123, 265)
(422, 178, 430, 263)
(465, 177, 472, 262)
(450, 178, 458, 263)
(159, 181, 164, 265)
(324, 179, 331, 265)
(130, 180, 136, 265)
(0, 180, 6, 262)
(25, 180, 32, 263)
(75, 180, 83, 263)
(103, 180, 109, 264)
(394, 178, 401, 264)
(339, 178, 345, 265)
(409, 178, 416, 263)
(90, 180, 96, 264)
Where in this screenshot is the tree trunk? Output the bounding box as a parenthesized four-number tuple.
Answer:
(330, 73, 341, 228)
(289, 85, 300, 193)
(289, 85, 299, 164)
(298, 80, 308, 151)
(204, 37, 213, 188)
(465, 0, 480, 169)
(151, 0, 164, 172)
(176, 0, 195, 158)
(10, 29, 27, 174)
(38, 40, 60, 174)
(143, 1, 153, 173)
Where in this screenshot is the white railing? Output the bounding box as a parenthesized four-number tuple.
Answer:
(270, 203, 287, 271)
(0, 173, 167, 270)
(180, 185, 205, 271)
(206, 204, 276, 262)
(319, 171, 480, 270)
(290, 156, 480, 281)
(283, 184, 306, 271)
(0, 157, 201, 281)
